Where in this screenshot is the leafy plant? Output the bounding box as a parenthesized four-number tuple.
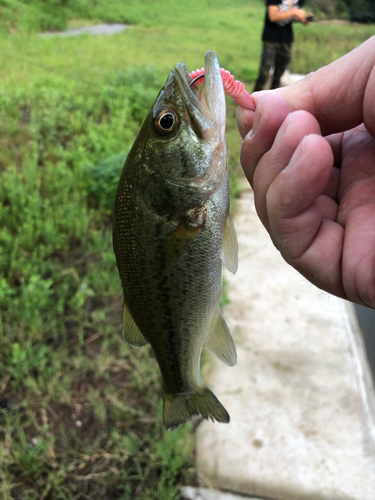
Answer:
(83, 153, 127, 212)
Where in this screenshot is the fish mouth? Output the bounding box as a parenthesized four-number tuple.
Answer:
(175, 51, 226, 133)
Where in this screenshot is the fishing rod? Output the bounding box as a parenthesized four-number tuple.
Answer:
(305, 14, 375, 23)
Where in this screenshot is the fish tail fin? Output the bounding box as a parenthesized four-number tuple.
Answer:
(162, 386, 230, 431)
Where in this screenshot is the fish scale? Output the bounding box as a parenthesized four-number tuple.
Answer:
(113, 51, 238, 430)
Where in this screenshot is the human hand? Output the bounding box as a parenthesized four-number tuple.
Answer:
(237, 36, 375, 308)
(292, 8, 307, 23)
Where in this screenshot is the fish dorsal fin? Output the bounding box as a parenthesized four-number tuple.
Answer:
(204, 309, 237, 366)
(222, 214, 238, 275)
(122, 300, 148, 347)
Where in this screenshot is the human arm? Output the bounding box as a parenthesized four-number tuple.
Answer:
(268, 5, 307, 23)
(237, 36, 375, 308)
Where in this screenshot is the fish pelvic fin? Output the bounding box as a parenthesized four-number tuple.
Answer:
(222, 213, 238, 275)
(122, 300, 148, 347)
(205, 309, 237, 366)
(163, 386, 230, 431)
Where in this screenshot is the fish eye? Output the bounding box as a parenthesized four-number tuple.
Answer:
(153, 107, 178, 136)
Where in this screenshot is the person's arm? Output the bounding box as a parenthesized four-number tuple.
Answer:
(268, 5, 307, 23)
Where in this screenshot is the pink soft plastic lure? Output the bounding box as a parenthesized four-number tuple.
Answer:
(190, 67, 255, 110)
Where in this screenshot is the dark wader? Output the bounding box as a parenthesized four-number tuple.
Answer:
(253, 41, 292, 91)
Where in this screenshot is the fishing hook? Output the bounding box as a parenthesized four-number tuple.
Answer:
(189, 74, 205, 87)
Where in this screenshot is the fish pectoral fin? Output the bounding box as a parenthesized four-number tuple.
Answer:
(165, 222, 201, 262)
(205, 309, 237, 366)
(165, 209, 206, 262)
(221, 214, 238, 275)
(122, 300, 148, 347)
(163, 386, 229, 431)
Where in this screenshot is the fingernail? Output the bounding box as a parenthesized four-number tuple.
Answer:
(284, 136, 307, 171)
(272, 112, 293, 148)
(237, 107, 253, 139)
(248, 102, 263, 139)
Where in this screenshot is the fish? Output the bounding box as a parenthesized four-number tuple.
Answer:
(113, 51, 238, 430)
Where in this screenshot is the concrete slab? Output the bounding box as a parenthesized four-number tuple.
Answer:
(197, 189, 375, 500)
(355, 303, 375, 378)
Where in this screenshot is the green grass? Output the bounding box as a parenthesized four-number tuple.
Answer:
(292, 20, 375, 73)
(0, 0, 374, 498)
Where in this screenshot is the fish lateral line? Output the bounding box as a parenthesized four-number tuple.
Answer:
(190, 67, 255, 110)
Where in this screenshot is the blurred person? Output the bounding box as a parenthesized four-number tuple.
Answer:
(237, 36, 375, 309)
(253, 0, 310, 92)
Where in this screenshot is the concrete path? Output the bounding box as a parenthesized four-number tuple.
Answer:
(39, 23, 129, 38)
(195, 189, 375, 500)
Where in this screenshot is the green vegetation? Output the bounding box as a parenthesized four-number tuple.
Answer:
(0, 0, 374, 498)
(342, 0, 375, 23)
(292, 19, 374, 73)
(309, 0, 375, 22)
(0, 65, 196, 499)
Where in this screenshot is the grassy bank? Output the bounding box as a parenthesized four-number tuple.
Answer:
(0, 66, 196, 500)
(0, 1, 374, 498)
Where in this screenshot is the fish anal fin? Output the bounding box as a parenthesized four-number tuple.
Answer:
(222, 213, 238, 274)
(205, 309, 237, 366)
(163, 386, 229, 431)
(122, 300, 148, 347)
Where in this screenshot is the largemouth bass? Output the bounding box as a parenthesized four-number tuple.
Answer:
(113, 51, 238, 430)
